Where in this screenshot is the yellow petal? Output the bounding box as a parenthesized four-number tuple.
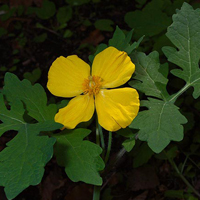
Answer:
(47, 55, 90, 98)
(92, 47, 135, 88)
(55, 94, 94, 129)
(95, 88, 140, 132)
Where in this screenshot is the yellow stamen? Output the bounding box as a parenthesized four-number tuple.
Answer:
(82, 75, 102, 95)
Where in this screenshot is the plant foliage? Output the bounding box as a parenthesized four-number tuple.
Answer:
(54, 129, 105, 185)
(1, 2, 200, 199)
(0, 73, 62, 199)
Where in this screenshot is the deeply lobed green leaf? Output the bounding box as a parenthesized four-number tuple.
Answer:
(0, 121, 60, 200)
(0, 73, 62, 199)
(0, 94, 25, 137)
(129, 51, 169, 100)
(163, 2, 200, 99)
(3, 73, 57, 122)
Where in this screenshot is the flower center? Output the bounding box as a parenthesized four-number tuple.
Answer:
(82, 75, 102, 95)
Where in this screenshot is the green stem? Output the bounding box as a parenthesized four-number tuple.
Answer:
(93, 186, 101, 200)
(168, 83, 190, 103)
(94, 119, 103, 200)
(96, 119, 100, 146)
(104, 131, 112, 164)
(98, 123, 105, 150)
(165, 151, 200, 198)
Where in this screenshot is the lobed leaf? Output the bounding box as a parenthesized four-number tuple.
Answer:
(3, 73, 57, 122)
(129, 51, 169, 100)
(0, 73, 62, 199)
(89, 26, 144, 63)
(163, 2, 200, 99)
(109, 26, 144, 55)
(54, 128, 105, 186)
(130, 98, 187, 153)
(0, 123, 60, 200)
(0, 94, 25, 137)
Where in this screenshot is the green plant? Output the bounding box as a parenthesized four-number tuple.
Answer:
(1, 2, 200, 200)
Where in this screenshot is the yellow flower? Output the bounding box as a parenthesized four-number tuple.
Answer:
(47, 47, 140, 132)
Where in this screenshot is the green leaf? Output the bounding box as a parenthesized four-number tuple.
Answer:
(109, 26, 144, 54)
(129, 51, 169, 100)
(54, 129, 105, 185)
(0, 5, 16, 21)
(163, 3, 200, 99)
(132, 143, 154, 168)
(122, 137, 135, 152)
(23, 68, 42, 84)
(0, 121, 61, 200)
(130, 98, 187, 153)
(35, 0, 56, 20)
(0, 73, 62, 199)
(33, 33, 47, 43)
(116, 127, 134, 138)
(89, 43, 107, 63)
(3, 73, 57, 122)
(124, 0, 171, 39)
(56, 6, 72, 24)
(65, 0, 90, 6)
(0, 92, 62, 199)
(63, 29, 73, 38)
(0, 94, 25, 137)
(94, 19, 114, 32)
(89, 26, 144, 63)
(164, 190, 184, 198)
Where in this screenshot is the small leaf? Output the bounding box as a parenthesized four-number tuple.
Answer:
(35, 0, 56, 20)
(94, 19, 114, 32)
(23, 68, 42, 84)
(65, 0, 90, 6)
(63, 29, 73, 38)
(89, 26, 144, 63)
(122, 137, 135, 152)
(33, 33, 47, 43)
(164, 190, 184, 198)
(109, 26, 144, 54)
(116, 127, 134, 138)
(56, 6, 72, 24)
(130, 98, 187, 153)
(54, 129, 105, 185)
(89, 43, 107, 63)
(3, 73, 57, 122)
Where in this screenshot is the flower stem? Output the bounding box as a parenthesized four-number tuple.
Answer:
(104, 131, 112, 164)
(96, 119, 100, 146)
(94, 118, 104, 200)
(98, 123, 105, 150)
(93, 186, 101, 200)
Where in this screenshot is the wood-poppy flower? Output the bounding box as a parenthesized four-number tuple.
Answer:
(47, 47, 140, 131)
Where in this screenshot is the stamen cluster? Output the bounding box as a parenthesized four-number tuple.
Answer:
(82, 75, 102, 95)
